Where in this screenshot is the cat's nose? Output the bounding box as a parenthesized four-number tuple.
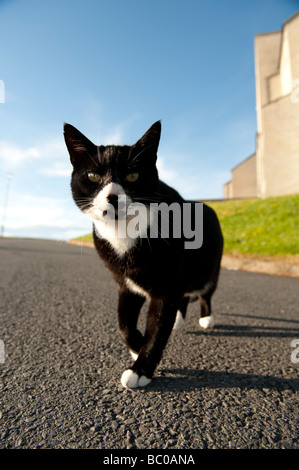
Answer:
(106, 193, 119, 208)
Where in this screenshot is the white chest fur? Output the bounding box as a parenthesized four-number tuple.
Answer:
(83, 182, 151, 257)
(93, 219, 138, 256)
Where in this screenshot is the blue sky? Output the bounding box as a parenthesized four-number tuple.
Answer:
(0, 0, 298, 240)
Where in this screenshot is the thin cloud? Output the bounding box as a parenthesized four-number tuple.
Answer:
(2, 190, 91, 240)
(0, 137, 73, 177)
(39, 161, 71, 177)
(0, 141, 40, 167)
(0, 137, 68, 168)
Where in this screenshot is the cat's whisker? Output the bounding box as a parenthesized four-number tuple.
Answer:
(144, 215, 172, 248)
(75, 197, 92, 203)
(75, 198, 92, 205)
(89, 153, 100, 168)
(128, 144, 155, 165)
(133, 211, 153, 253)
(77, 201, 93, 212)
(83, 149, 99, 168)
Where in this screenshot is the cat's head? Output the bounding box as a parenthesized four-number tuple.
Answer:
(64, 121, 161, 229)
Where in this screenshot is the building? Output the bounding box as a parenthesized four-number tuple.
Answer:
(224, 12, 299, 199)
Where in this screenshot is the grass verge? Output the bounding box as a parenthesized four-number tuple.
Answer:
(71, 194, 299, 260)
(208, 194, 299, 257)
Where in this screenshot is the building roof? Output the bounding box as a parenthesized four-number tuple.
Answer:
(230, 153, 256, 172)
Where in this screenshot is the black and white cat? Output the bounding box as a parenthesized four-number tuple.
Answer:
(64, 121, 223, 389)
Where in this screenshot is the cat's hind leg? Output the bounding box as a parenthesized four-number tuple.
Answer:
(198, 261, 222, 329)
(173, 295, 191, 330)
(198, 283, 216, 329)
(173, 294, 199, 330)
(198, 295, 215, 329)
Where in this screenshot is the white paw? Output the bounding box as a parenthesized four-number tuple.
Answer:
(129, 350, 138, 360)
(121, 369, 151, 389)
(199, 314, 215, 329)
(173, 310, 184, 330)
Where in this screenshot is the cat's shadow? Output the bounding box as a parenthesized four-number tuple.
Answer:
(141, 313, 299, 392)
(127, 311, 299, 393)
(187, 323, 299, 338)
(144, 368, 299, 393)
(185, 311, 299, 339)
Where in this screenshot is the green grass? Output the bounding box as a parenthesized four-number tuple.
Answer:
(74, 233, 94, 243)
(208, 194, 299, 257)
(73, 194, 299, 257)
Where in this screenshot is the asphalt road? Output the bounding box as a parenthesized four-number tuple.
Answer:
(0, 237, 298, 450)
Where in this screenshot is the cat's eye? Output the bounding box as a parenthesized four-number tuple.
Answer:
(87, 172, 101, 183)
(125, 172, 139, 183)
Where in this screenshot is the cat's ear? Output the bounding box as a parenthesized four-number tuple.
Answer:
(134, 121, 161, 156)
(64, 123, 97, 166)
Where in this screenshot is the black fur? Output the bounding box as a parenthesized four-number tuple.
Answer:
(64, 121, 223, 386)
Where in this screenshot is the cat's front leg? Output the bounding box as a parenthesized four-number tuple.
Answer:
(121, 296, 179, 389)
(117, 287, 146, 357)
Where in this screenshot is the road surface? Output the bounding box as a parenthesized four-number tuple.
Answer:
(0, 238, 298, 449)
